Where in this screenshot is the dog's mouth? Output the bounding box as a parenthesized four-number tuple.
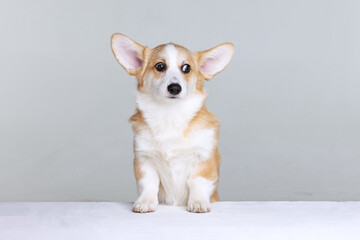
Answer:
(167, 96, 179, 99)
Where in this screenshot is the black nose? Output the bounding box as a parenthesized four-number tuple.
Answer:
(167, 83, 182, 95)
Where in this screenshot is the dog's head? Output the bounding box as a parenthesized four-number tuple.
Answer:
(111, 33, 234, 101)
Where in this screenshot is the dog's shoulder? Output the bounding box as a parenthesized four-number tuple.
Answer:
(129, 108, 148, 134)
(185, 105, 219, 136)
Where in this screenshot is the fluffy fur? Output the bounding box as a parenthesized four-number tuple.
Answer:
(111, 33, 234, 213)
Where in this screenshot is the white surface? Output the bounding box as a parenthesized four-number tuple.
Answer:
(0, 202, 359, 240)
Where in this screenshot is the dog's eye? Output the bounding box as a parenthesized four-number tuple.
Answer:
(181, 64, 191, 74)
(155, 62, 166, 72)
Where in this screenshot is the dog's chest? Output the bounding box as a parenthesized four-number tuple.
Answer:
(133, 93, 216, 205)
(135, 126, 215, 205)
(134, 92, 215, 161)
(135, 124, 215, 162)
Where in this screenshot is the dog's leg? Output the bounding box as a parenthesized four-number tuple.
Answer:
(133, 158, 159, 213)
(187, 177, 215, 213)
(187, 149, 220, 213)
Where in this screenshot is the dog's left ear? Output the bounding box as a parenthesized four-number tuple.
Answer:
(111, 33, 145, 76)
(198, 43, 234, 80)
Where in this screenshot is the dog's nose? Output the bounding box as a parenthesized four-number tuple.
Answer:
(167, 83, 182, 95)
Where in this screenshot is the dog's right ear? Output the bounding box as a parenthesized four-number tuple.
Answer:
(111, 33, 145, 75)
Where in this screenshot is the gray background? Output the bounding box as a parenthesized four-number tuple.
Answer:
(0, 0, 359, 201)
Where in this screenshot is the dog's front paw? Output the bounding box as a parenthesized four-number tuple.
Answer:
(133, 199, 158, 213)
(187, 200, 211, 213)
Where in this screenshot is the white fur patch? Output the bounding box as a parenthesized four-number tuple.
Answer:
(134, 91, 216, 206)
(165, 44, 178, 69)
(187, 177, 215, 212)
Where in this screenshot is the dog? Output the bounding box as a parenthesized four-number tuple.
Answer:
(111, 33, 234, 213)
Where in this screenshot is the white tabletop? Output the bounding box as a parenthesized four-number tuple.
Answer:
(1, 202, 359, 240)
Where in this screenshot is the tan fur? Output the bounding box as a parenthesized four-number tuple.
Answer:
(130, 43, 208, 94)
(111, 34, 234, 209)
(184, 105, 219, 137)
(210, 190, 219, 202)
(184, 105, 221, 201)
(129, 44, 222, 201)
(194, 147, 221, 202)
(130, 111, 146, 181)
(129, 109, 146, 135)
(133, 157, 144, 181)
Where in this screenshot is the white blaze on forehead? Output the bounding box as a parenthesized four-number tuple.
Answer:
(165, 44, 178, 69)
(161, 44, 189, 97)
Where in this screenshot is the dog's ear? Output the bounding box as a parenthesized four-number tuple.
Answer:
(197, 43, 234, 80)
(111, 33, 145, 75)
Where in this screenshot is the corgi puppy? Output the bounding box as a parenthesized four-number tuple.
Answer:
(111, 33, 234, 213)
